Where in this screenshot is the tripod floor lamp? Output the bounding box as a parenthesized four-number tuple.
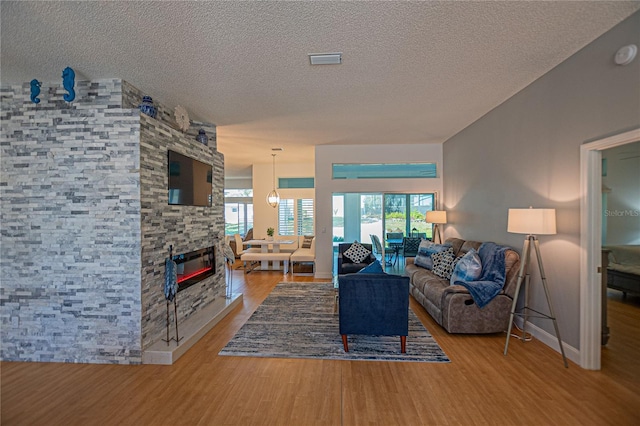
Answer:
(504, 207, 568, 368)
(426, 210, 447, 244)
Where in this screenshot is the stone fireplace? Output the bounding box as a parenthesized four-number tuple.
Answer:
(0, 78, 233, 365)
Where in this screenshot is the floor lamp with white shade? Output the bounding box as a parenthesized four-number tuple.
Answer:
(426, 210, 447, 244)
(503, 207, 568, 368)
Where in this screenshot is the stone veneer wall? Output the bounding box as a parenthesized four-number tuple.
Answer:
(121, 82, 225, 349)
(0, 78, 224, 364)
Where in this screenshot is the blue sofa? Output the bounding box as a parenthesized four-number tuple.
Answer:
(338, 273, 410, 353)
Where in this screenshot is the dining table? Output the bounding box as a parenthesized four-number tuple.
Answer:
(243, 239, 295, 270)
(386, 238, 404, 266)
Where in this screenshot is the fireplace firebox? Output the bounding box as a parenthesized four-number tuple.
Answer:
(173, 246, 215, 292)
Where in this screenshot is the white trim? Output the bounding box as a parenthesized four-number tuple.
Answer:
(521, 320, 580, 366)
(579, 128, 640, 370)
(315, 272, 333, 279)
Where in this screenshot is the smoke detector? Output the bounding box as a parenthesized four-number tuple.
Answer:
(615, 44, 637, 66)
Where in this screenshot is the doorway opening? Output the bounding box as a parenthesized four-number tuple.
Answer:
(580, 128, 640, 370)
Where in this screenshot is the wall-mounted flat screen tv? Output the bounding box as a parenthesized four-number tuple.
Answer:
(168, 150, 213, 206)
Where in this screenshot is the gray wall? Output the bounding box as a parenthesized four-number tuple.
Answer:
(443, 12, 640, 349)
(0, 78, 225, 363)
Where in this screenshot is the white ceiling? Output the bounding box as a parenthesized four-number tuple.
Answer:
(2, 1, 639, 180)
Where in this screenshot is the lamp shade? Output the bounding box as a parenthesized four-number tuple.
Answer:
(507, 208, 556, 235)
(426, 210, 447, 224)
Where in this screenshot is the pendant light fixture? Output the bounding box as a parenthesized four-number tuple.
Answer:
(266, 153, 280, 208)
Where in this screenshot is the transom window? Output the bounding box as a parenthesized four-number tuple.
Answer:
(332, 163, 437, 179)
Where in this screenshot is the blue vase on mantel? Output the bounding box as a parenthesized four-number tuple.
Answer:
(196, 128, 208, 145)
(139, 95, 157, 119)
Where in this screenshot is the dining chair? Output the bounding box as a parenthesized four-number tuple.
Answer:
(234, 233, 260, 271)
(385, 232, 404, 265)
(370, 234, 393, 266)
(402, 237, 422, 258)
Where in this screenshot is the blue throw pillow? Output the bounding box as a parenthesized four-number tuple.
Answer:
(358, 259, 385, 274)
(413, 239, 434, 269)
(414, 240, 451, 270)
(450, 248, 483, 285)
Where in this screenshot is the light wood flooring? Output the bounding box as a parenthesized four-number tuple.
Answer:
(1, 270, 639, 425)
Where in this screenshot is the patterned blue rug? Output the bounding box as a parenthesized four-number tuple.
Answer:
(219, 282, 450, 362)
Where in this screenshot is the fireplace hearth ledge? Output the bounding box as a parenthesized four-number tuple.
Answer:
(142, 293, 243, 365)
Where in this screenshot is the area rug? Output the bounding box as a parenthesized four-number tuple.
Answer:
(219, 282, 450, 362)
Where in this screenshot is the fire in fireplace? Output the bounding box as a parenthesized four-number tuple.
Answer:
(173, 246, 215, 292)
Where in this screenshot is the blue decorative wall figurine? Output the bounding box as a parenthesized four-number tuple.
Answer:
(196, 128, 208, 145)
(62, 67, 75, 102)
(30, 79, 42, 104)
(138, 95, 157, 119)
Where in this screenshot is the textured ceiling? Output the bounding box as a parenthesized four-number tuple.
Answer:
(2, 1, 639, 179)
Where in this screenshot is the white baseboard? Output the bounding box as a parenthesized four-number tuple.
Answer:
(515, 319, 580, 366)
(314, 272, 333, 279)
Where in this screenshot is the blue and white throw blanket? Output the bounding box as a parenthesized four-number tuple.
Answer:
(164, 258, 179, 302)
(453, 242, 508, 308)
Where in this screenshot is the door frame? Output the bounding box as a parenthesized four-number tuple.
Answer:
(579, 128, 640, 369)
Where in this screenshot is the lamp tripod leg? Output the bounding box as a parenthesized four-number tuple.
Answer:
(505, 238, 531, 355)
(533, 239, 568, 368)
(522, 268, 531, 342)
(504, 279, 521, 355)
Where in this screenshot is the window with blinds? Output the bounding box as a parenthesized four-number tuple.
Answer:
(297, 198, 314, 235)
(278, 199, 295, 236)
(278, 198, 314, 236)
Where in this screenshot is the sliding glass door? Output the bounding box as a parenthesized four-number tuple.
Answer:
(333, 192, 434, 245)
(383, 194, 433, 238)
(383, 194, 406, 235)
(409, 194, 433, 238)
(332, 193, 382, 246)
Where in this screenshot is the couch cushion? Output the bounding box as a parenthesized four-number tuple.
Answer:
(432, 248, 457, 279)
(358, 259, 385, 274)
(343, 241, 372, 264)
(444, 238, 466, 256)
(502, 249, 521, 297)
(458, 240, 482, 256)
(450, 248, 482, 285)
